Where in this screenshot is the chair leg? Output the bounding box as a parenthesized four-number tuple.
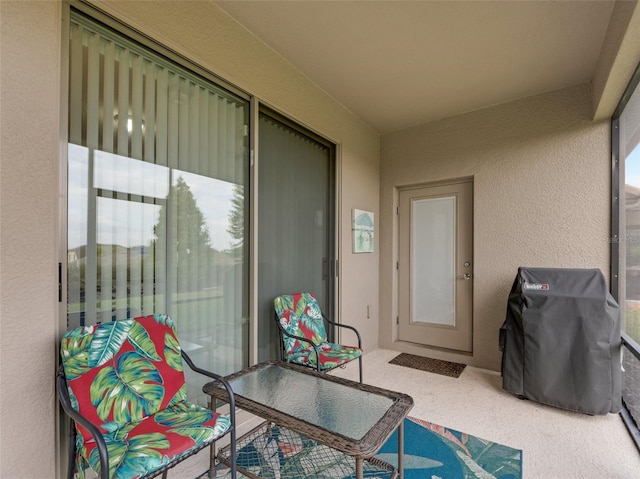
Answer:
(230, 420, 237, 479)
(67, 420, 76, 479)
(358, 355, 363, 383)
(208, 397, 217, 478)
(208, 440, 217, 478)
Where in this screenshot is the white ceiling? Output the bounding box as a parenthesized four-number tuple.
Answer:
(216, 0, 615, 134)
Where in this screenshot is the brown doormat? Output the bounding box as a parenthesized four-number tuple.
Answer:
(389, 353, 466, 378)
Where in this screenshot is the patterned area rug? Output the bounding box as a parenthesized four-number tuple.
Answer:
(389, 353, 467, 378)
(208, 416, 522, 479)
(377, 416, 522, 479)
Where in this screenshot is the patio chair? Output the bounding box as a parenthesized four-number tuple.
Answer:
(57, 314, 237, 479)
(274, 292, 363, 382)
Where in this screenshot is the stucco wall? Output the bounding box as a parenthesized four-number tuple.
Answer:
(0, 1, 379, 476)
(0, 1, 62, 476)
(379, 83, 611, 371)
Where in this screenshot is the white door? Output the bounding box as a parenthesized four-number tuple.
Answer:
(398, 180, 473, 352)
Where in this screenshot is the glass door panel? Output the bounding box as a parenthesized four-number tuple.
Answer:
(257, 110, 335, 362)
(411, 196, 456, 326)
(620, 80, 640, 432)
(66, 11, 249, 404)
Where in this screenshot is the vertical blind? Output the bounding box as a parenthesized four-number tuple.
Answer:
(257, 112, 332, 361)
(67, 11, 249, 391)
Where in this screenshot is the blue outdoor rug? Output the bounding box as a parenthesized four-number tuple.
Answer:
(209, 416, 522, 478)
(376, 416, 522, 479)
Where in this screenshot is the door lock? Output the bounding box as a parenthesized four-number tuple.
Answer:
(458, 273, 472, 280)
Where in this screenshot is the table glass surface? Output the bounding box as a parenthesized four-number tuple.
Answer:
(226, 364, 395, 441)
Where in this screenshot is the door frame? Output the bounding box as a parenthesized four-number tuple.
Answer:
(254, 104, 338, 362)
(396, 177, 474, 353)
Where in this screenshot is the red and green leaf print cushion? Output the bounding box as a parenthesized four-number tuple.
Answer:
(81, 402, 230, 479)
(60, 314, 230, 479)
(288, 342, 362, 369)
(274, 292, 329, 356)
(273, 293, 362, 368)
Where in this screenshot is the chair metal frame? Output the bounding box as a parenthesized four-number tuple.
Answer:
(57, 349, 237, 479)
(275, 307, 363, 383)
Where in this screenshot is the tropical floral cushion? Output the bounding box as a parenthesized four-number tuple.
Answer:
(288, 342, 362, 370)
(80, 402, 230, 479)
(273, 293, 362, 368)
(60, 314, 231, 479)
(274, 293, 329, 356)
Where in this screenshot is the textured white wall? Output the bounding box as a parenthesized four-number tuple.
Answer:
(0, 2, 379, 475)
(0, 1, 62, 477)
(380, 84, 611, 371)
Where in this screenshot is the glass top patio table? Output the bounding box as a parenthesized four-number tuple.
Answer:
(203, 360, 414, 459)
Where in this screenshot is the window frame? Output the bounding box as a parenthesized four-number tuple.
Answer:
(611, 60, 640, 451)
(59, 0, 341, 366)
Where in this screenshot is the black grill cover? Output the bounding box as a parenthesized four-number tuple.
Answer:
(500, 267, 621, 415)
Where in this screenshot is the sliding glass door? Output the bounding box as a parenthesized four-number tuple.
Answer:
(66, 11, 249, 402)
(257, 109, 336, 362)
(65, 10, 338, 394)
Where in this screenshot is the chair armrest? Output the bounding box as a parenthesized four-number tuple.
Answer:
(181, 351, 237, 479)
(57, 365, 109, 479)
(274, 320, 323, 372)
(180, 350, 237, 414)
(322, 314, 362, 349)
